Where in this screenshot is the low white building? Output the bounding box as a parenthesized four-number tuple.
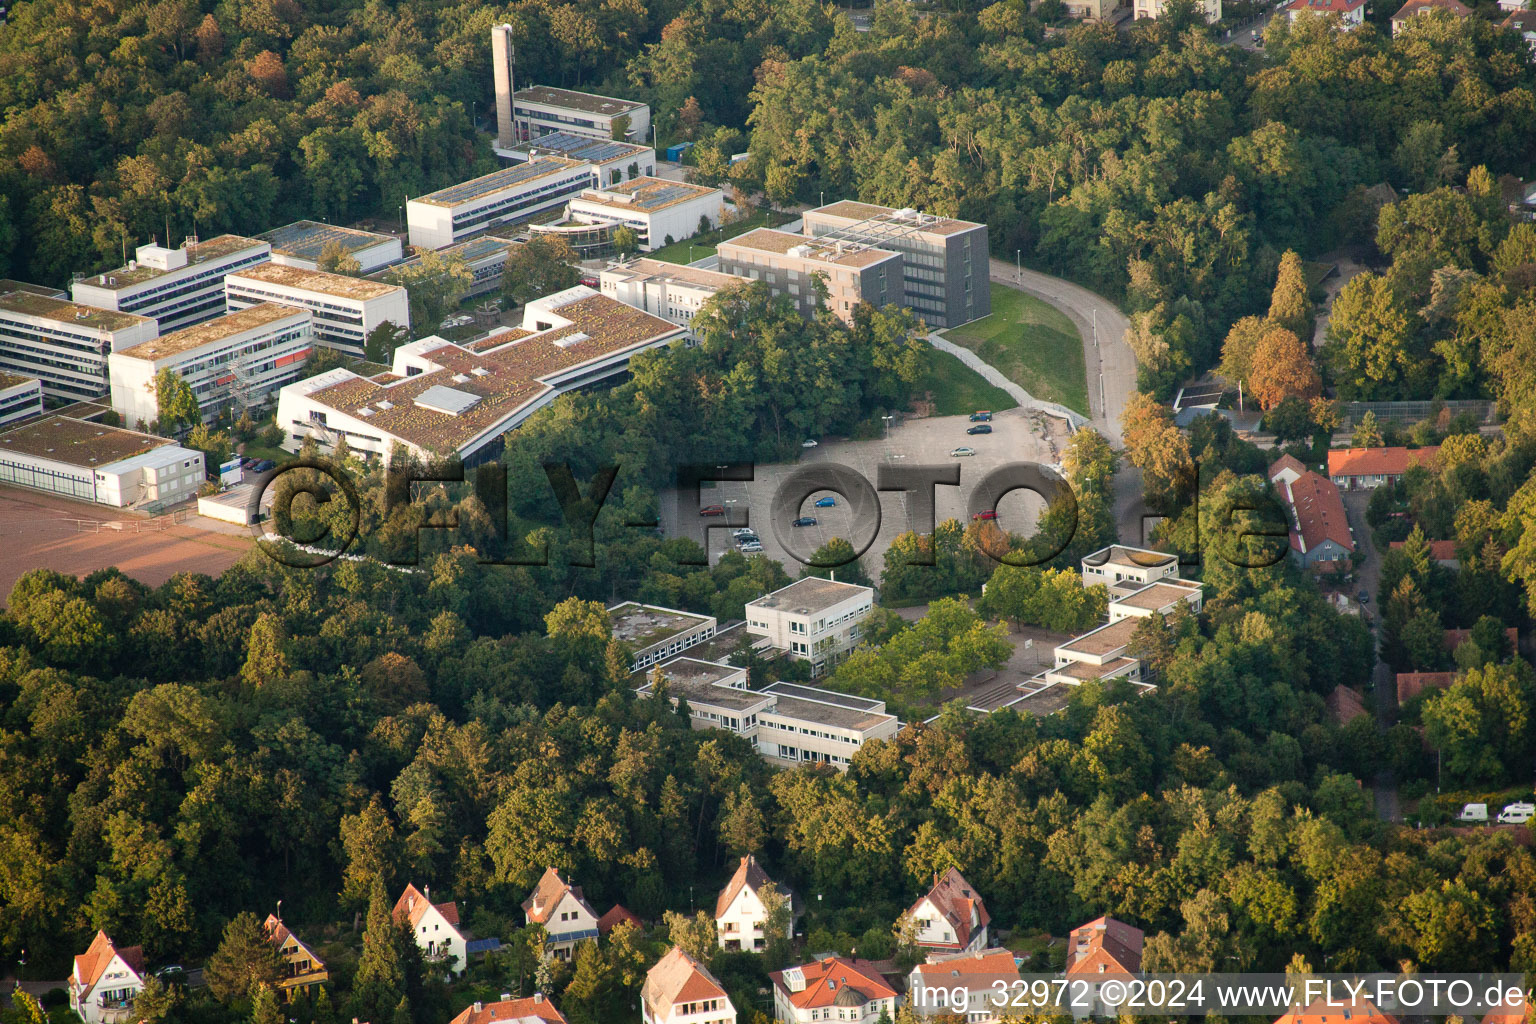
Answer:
(275, 287, 682, 464)
(715, 855, 792, 952)
(393, 883, 467, 975)
(642, 947, 736, 1024)
(0, 287, 158, 402)
(507, 85, 651, 145)
(771, 958, 898, 1024)
(108, 303, 314, 425)
(1046, 617, 1144, 686)
(407, 158, 597, 249)
(372, 235, 523, 301)
(70, 931, 146, 1024)
(906, 867, 990, 954)
(0, 415, 203, 508)
(519, 130, 656, 185)
(745, 577, 874, 678)
(907, 949, 1020, 1022)
(609, 601, 718, 671)
(258, 220, 404, 274)
(224, 263, 409, 357)
(599, 258, 738, 335)
(1107, 578, 1204, 622)
(1079, 544, 1180, 597)
(0, 373, 44, 428)
(521, 867, 600, 960)
(71, 236, 272, 332)
(1134, 0, 1222, 18)
(1284, 0, 1366, 26)
(563, 178, 726, 251)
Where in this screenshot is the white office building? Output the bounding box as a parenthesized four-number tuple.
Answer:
(71, 236, 272, 332)
(406, 158, 597, 249)
(506, 84, 650, 145)
(599, 258, 737, 336)
(109, 303, 314, 426)
(0, 415, 203, 508)
(563, 178, 725, 251)
(258, 221, 404, 274)
(372, 235, 523, 301)
(745, 577, 874, 677)
(0, 288, 158, 402)
(514, 130, 656, 185)
(224, 263, 409, 357)
(1079, 544, 1180, 597)
(0, 373, 43, 428)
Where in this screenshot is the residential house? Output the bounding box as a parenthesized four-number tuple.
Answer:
(641, 947, 737, 1024)
(1391, 0, 1470, 33)
(449, 994, 567, 1024)
(263, 914, 329, 999)
(1065, 916, 1144, 1017)
(1284, 0, 1367, 26)
(1274, 997, 1398, 1024)
(393, 883, 467, 974)
(1503, 9, 1536, 52)
(1270, 455, 1355, 568)
(770, 957, 898, 1024)
(1080, 545, 1180, 597)
(715, 854, 793, 952)
(1396, 671, 1459, 703)
(1327, 446, 1440, 490)
(70, 931, 146, 1024)
(905, 867, 990, 954)
(597, 905, 642, 937)
(1388, 537, 1459, 568)
(907, 949, 1020, 1022)
(521, 867, 600, 960)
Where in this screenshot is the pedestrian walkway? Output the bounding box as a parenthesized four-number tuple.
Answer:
(924, 330, 1088, 431)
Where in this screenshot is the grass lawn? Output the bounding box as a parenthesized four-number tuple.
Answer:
(647, 209, 789, 265)
(916, 347, 1018, 418)
(941, 283, 1088, 416)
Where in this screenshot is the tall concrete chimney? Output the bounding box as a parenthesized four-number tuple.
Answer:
(492, 24, 516, 150)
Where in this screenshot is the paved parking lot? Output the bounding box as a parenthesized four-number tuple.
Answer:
(660, 407, 1069, 581)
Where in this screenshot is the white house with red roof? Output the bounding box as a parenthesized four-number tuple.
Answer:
(1065, 917, 1145, 1017)
(907, 949, 1020, 1021)
(905, 867, 990, 954)
(448, 993, 568, 1024)
(1285, 0, 1367, 27)
(771, 957, 898, 1024)
(1327, 445, 1439, 490)
(1269, 455, 1355, 569)
(521, 867, 601, 960)
(393, 883, 468, 974)
(641, 947, 737, 1024)
(715, 855, 793, 952)
(70, 930, 146, 1024)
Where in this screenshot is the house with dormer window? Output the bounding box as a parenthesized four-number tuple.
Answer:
(521, 867, 601, 960)
(69, 931, 146, 1024)
(905, 868, 990, 954)
(393, 883, 467, 975)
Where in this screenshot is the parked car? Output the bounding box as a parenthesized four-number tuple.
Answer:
(1458, 802, 1489, 824)
(1498, 802, 1535, 825)
(813, 496, 836, 507)
(735, 532, 759, 545)
(1357, 590, 1370, 604)
(801, 439, 819, 448)
(154, 966, 185, 982)
(250, 459, 275, 473)
(792, 516, 818, 527)
(969, 411, 992, 422)
(967, 424, 993, 435)
(732, 528, 757, 539)
(699, 505, 726, 517)
(972, 510, 999, 521)
(739, 541, 763, 553)
(950, 446, 976, 457)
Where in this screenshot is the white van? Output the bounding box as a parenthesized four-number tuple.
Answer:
(1458, 803, 1489, 824)
(1498, 802, 1535, 825)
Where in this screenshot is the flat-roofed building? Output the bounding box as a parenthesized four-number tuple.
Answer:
(71, 236, 272, 332)
(109, 303, 314, 426)
(1080, 544, 1180, 596)
(1048, 617, 1143, 686)
(372, 235, 523, 301)
(599, 258, 738, 335)
(1107, 578, 1203, 622)
(258, 220, 404, 274)
(745, 577, 874, 677)
(407, 158, 597, 249)
(0, 414, 203, 507)
(802, 201, 990, 328)
(0, 289, 158, 402)
(506, 84, 651, 145)
(609, 602, 718, 671)
(636, 658, 770, 737)
(716, 229, 902, 326)
(563, 178, 726, 251)
(0, 373, 43, 428)
(225, 263, 409, 357)
(518, 130, 656, 185)
(275, 286, 683, 464)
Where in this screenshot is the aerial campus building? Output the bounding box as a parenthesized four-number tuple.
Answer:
(517, 130, 655, 184)
(0, 414, 203, 509)
(802, 201, 990, 328)
(406, 158, 598, 249)
(257, 220, 404, 274)
(371, 235, 525, 302)
(0, 285, 158, 402)
(71, 236, 272, 332)
(0, 373, 42, 429)
(108, 303, 315, 426)
(716, 228, 903, 326)
(491, 29, 651, 148)
(274, 286, 683, 465)
(224, 263, 410, 357)
(560, 177, 725, 252)
(598, 258, 738, 335)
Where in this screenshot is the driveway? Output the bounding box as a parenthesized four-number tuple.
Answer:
(1342, 487, 1400, 821)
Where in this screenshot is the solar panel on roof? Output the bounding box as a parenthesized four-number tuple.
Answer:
(763, 682, 883, 712)
(414, 385, 482, 416)
(421, 160, 582, 206)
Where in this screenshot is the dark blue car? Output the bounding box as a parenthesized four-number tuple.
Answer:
(792, 516, 818, 527)
(813, 496, 836, 507)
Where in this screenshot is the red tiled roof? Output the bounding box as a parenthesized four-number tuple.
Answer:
(1273, 466, 1354, 556)
(1275, 996, 1398, 1024)
(912, 949, 1021, 988)
(448, 995, 567, 1024)
(770, 958, 895, 1010)
(909, 868, 990, 950)
(393, 883, 460, 930)
(1268, 453, 1307, 479)
(1392, 0, 1470, 20)
(1327, 446, 1439, 479)
(642, 948, 729, 1016)
(1066, 916, 1143, 976)
(715, 855, 783, 919)
(73, 931, 145, 993)
(1286, 0, 1366, 14)
(1326, 684, 1369, 724)
(597, 905, 642, 935)
(1397, 672, 1459, 702)
(1389, 539, 1459, 562)
(263, 914, 323, 967)
(1505, 9, 1536, 30)
(521, 867, 596, 925)
(1444, 627, 1518, 651)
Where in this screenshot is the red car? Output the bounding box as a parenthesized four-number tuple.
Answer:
(699, 505, 726, 516)
(972, 510, 998, 521)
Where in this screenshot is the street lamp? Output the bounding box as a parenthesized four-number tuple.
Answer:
(820, 190, 825, 208)
(882, 414, 894, 439)
(1016, 249, 1021, 280)
(688, 244, 694, 264)
(398, 205, 404, 233)
(471, 100, 478, 130)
